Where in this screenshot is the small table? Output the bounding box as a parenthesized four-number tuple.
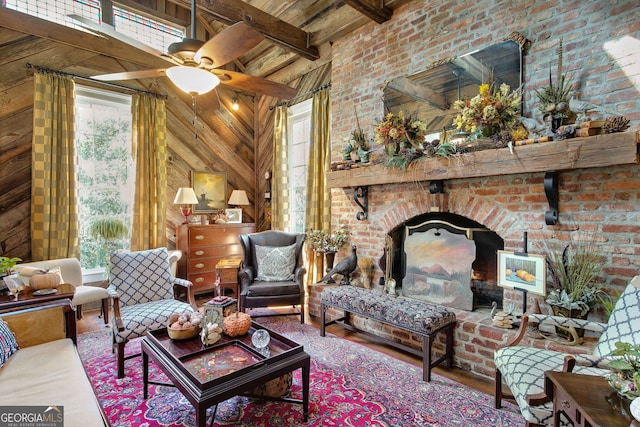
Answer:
(215, 258, 242, 298)
(142, 321, 310, 427)
(0, 283, 75, 311)
(545, 371, 637, 427)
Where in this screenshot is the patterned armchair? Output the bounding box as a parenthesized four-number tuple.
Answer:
(109, 247, 196, 378)
(238, 231, 306, 323)
(494, 276, 640, 426)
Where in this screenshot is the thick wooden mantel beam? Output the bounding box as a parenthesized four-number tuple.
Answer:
(167, 0, 319, 61)
(344, 0, 393, 24)
(327, 132, 640, 188)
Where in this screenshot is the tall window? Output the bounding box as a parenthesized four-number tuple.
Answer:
(3, 0, 184, 53)
(287, 99, 312, 233)
(75, 86, 133, 272)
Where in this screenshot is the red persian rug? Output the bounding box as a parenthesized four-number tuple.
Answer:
(78, 316, 523, 426)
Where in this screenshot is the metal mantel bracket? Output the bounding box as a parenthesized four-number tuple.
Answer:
(354, 186, 368, 220)
(544, 171, 559, 225)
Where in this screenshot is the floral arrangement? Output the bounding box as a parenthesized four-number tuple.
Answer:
(453, 82, 522, 139)
(541, 235, 605, 316)
(374, 110, 427, 153)
(306, 227, 350, 253)
(535, 39, 572, 121)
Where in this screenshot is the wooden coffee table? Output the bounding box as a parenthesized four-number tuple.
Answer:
(142, 321, 310, 427)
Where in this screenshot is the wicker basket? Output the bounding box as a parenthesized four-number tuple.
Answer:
(223, 312, 251, 336)
(167, 325, 201, 340)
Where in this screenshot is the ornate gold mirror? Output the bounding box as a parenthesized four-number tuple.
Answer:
(382, 32, 527, 137)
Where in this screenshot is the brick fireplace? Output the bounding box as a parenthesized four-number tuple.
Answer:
(309, 152, 639, 378)
(388, 212, 504, 311)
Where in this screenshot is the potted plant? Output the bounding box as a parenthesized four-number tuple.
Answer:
(606, 341, 640, 400)
(535, 38, 573, 134)
(543, 235, 605, 337)
(0, 256, 22, 277)
(87, 216, 129, 277)
(306, 227, 350, 270)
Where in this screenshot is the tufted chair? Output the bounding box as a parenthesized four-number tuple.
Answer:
(108, 247, 196, 378)
(494, 275, 640, 426)
(238, 231, 306, 323)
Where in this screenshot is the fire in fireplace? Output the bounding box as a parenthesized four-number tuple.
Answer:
(385, 213, 504, 311)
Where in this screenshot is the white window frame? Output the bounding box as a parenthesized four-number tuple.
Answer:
(287, 99, 312, 234)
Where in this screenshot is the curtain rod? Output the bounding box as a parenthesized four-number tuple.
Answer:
(26, 63, 167, 100)
(269, 83, 331, 110)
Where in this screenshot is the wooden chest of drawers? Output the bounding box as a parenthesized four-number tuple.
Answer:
(176, 223, 255, 294)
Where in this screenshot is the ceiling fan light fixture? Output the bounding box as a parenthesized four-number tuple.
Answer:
(166, 66, 220, 95)
(231, 97, 239, 111)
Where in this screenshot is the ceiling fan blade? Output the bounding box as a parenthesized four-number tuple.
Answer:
(215, 70, 297, 98)
(68, 14, 166, 59)
(92, 69, 167, 81)
(194, 22, 264, 68)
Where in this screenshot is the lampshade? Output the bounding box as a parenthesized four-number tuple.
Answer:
(173, 187, 199, 205)
(228, 190, 249, 206)
(166, 66, 220, 95)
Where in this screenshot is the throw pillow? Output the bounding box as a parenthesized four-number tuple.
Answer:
(0, 319, 19, 368)
(255, 243, 296, 281)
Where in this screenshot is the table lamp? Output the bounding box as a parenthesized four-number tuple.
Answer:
(173, 187, 199, 224)
(228, 190, 250, 222)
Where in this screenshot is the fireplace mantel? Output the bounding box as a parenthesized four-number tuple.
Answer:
(327, 132, 639, 188)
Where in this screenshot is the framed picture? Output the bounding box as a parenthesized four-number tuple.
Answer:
(191, 171, 227, 213)
(225, 208, 242, 223)
(497, 250, 546, 296)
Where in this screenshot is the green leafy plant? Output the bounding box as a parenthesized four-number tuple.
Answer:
(0, 257, 22, 275)
(543, 234, 606, 316)
(87, 216, 130, 277)
(606, 341, 640, 399)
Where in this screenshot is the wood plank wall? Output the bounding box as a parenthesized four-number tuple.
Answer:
(0, 17, 330, 262)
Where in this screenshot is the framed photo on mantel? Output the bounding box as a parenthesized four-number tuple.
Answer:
(191, 171, 226, 213)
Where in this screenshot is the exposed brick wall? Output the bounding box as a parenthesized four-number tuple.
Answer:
(320, 0, 640, 379)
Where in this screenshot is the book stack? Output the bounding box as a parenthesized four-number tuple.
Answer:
(575, 120, 604, 138)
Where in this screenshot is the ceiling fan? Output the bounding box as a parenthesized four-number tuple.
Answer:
(82, 0, 297, 99)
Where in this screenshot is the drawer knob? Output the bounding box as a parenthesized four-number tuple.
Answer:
(195, 235, 205, 240)
(561, 400, 570, 409)
(195, 263, 204, 269)
(195, 277, 204, 283)
(194, 250, 204, 256)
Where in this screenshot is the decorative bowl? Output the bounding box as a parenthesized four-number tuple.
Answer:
(167, 325, 201, 340)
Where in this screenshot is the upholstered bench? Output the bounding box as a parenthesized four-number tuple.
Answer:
(320, 285, 456, 381)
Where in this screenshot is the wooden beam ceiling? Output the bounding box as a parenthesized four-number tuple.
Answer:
(167, 0, 320, 60)
(343, 0, 393, 23)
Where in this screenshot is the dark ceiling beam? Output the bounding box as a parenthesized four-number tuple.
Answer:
(165, 0, 319, 61)
(343, 0, 393, 24)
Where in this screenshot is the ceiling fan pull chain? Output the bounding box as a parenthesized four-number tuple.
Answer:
(191, 93, 198, 140)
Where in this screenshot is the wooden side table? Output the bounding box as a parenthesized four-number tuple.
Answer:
(545, 371, 637, 427)
(215, 258, 242, 298)
(0, 283, 75, 311)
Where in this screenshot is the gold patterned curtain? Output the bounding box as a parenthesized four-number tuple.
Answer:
(304, 88, 332, 284)
(272, 105, 290, 231)
(130, 94, 167, 251)
(31, 72, 79, 260)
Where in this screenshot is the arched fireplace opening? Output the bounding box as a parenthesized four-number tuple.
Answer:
(384, 212, 504, 311)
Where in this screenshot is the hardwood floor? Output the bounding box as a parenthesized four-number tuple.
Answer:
(76, 303, 496, 397)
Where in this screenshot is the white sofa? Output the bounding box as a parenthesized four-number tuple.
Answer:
(0, 300, 109, 426)
(14, 250, 182, 323)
